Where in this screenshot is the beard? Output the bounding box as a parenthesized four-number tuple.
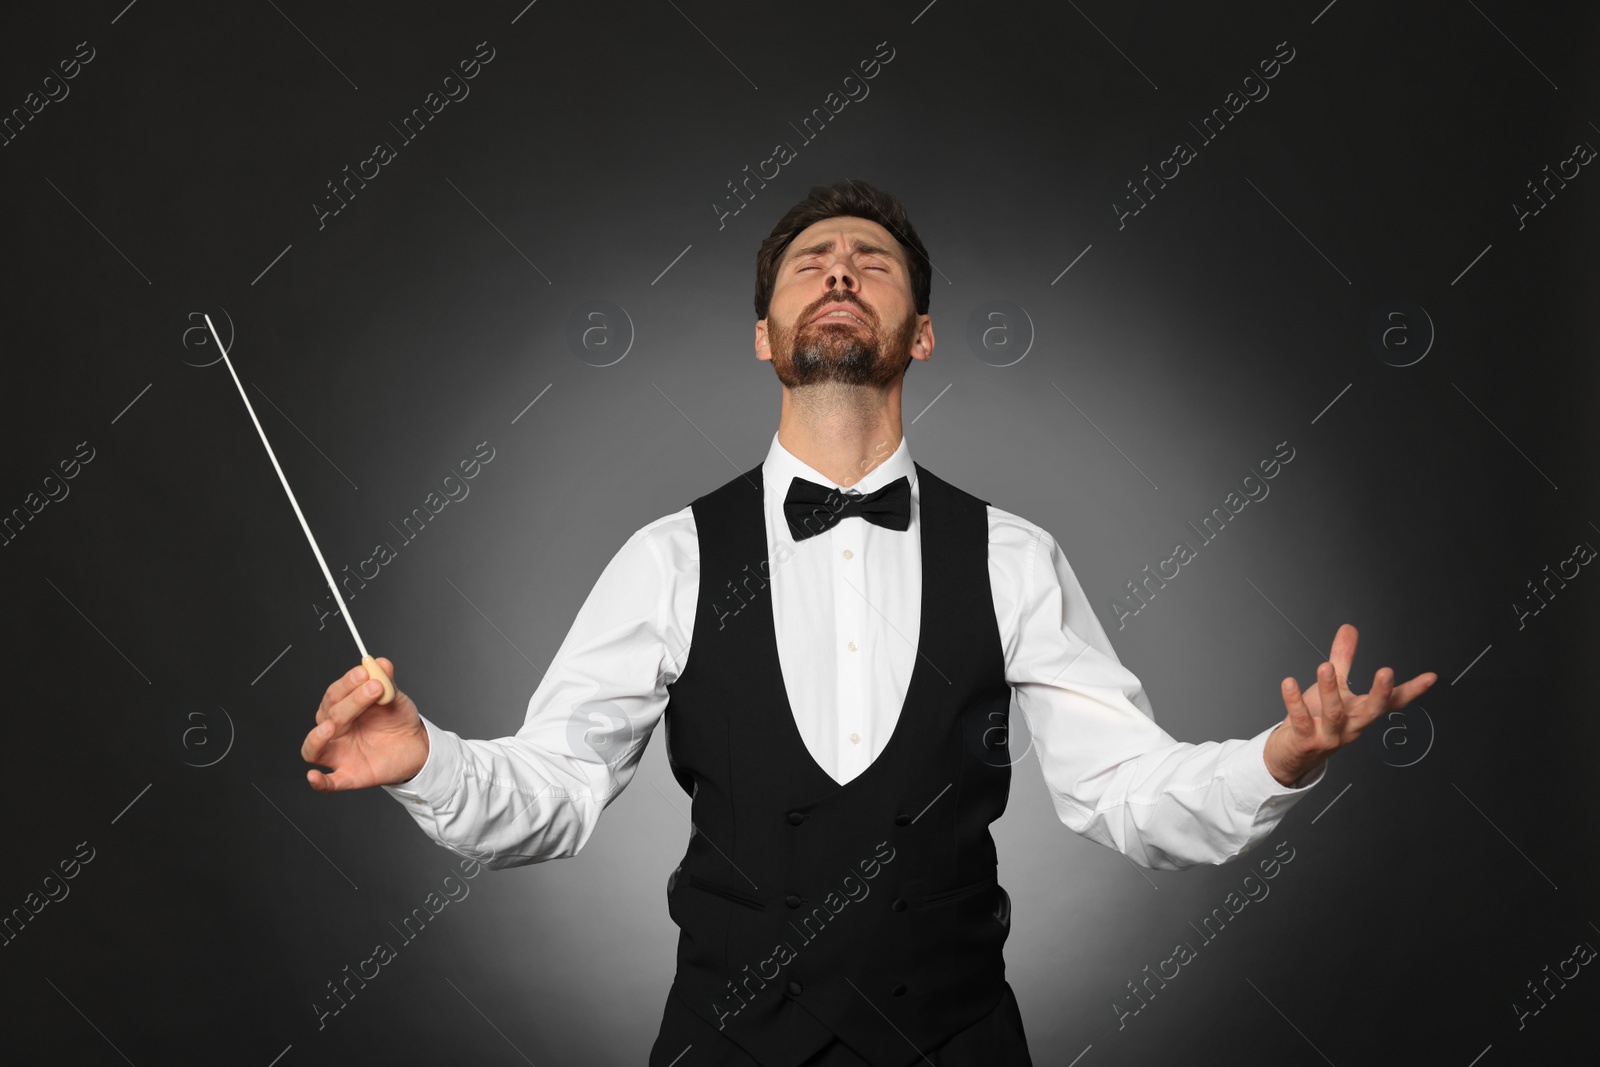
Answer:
(767, 297, 918, 389)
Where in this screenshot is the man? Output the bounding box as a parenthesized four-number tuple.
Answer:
(301, 180, 1437, 1065)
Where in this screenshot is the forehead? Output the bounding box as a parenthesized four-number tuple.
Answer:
(783, 215, 903, 261)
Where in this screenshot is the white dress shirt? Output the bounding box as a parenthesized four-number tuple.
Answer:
(385, 431, 1325, 871)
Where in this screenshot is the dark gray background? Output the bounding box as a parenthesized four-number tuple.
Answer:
(3, 1, 1597, 1064)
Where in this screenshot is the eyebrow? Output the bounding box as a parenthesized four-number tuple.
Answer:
(786, 238, 900, 263)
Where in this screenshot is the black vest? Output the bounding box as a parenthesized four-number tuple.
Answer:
(661, 461, 1016, 1067)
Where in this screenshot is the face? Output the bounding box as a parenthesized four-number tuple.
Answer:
(756, 215, 932, 387)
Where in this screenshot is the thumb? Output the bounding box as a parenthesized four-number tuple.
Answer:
(307, 766, 365, 793)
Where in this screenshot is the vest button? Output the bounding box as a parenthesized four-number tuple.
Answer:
(894, 814, 910, 826)
(785, 894, 802, 908)
(787, 981, 803, 996)
(787, 811, 805, 825)
(891, 898, 907, 912)
(892, 984, 908, 997)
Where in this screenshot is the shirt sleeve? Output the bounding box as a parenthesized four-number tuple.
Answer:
(993, 517, 1326, 870)
(381, 510, 695, 869)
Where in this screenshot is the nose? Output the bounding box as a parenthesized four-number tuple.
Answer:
(823, 257, 857, 294)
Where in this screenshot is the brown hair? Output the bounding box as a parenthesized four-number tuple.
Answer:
(754, 179, 931, 320)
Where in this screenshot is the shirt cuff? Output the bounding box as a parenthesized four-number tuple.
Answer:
(1224, 721, 1328, 816)
(381, 715, 465, 811)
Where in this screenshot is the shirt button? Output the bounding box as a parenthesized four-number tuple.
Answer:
(891, 898, 908, 912)
(787, 981, 803, 996)
(894, 814, 910, 826)
(785, 894, 802, 908)
(891, 984, 908, 997)
(788, 811, 805, 825)
(847, 641, 858, 652)
(842, 549, 854, 559)
(849, 732, 861, 744)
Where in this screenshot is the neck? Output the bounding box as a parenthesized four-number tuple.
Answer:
(776, 378, 904, 489)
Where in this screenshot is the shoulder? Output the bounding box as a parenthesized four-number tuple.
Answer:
(983, 501, 1056, 576)
(624, 504, 698, 572)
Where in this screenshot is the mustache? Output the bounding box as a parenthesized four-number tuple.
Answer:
(803, 294, 874, 323)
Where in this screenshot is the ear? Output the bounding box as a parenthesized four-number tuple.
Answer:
(755, 318, 771, 362)
(908, 315, 934, 364)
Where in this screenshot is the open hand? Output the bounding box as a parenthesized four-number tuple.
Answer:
(1265, 624, 1437, 786)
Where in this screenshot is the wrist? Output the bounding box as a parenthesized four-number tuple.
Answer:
(1263, 723, 1306, 787)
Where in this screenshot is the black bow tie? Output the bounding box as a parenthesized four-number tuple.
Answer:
(783, 475, 911, 542)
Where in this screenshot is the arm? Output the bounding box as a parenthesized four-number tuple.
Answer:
(379, 512, 694, 869)
(993, 518, 1326, 871)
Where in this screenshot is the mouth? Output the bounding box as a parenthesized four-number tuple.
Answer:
(809, 306, 869, 326)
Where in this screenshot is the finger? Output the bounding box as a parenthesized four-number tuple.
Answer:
(1352, 666, 1396, 732)
(1387, 671, 1438, 709)
(1280, 676, 1314, 733)
(317, 663, 372, 725)
(324, 677, 384, 740)
(1316, 661, 1345, 734)
(307, 765, 358, 793)
(301, 717, 337, 765)
(1328, 624, 1357, 691)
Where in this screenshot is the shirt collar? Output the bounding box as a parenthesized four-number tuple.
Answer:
(762, 429, 915, 501)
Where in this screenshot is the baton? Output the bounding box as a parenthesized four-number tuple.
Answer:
(203, 313, 395, 704)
